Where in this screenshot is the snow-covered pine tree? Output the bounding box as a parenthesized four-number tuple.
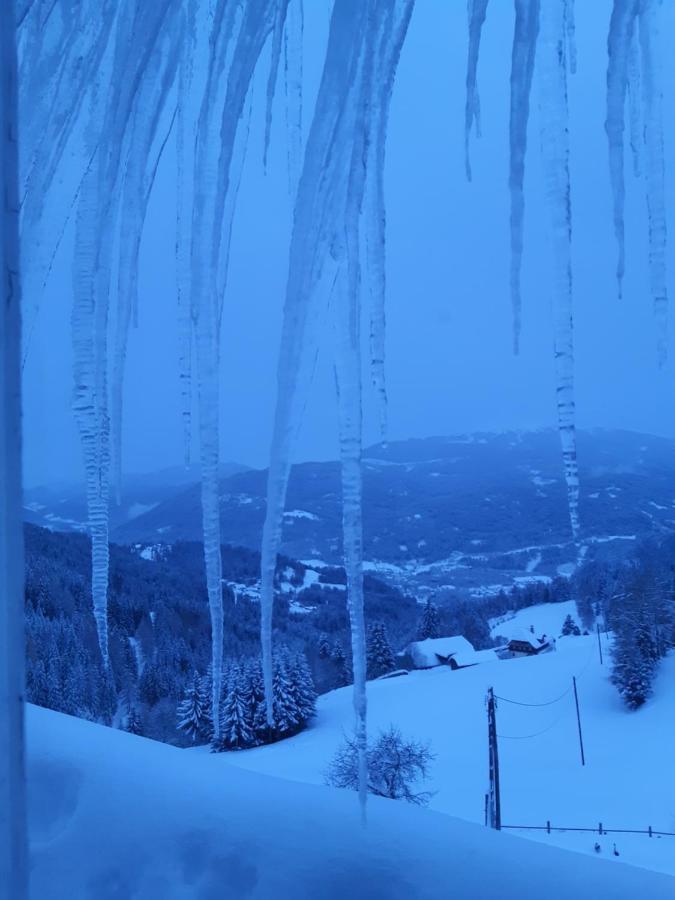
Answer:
(417, 599, 440, 640)
(214, 666, 254, 752)
(125, 704, 143, 736)
(318, 633, 332, 659)
(611, 582, 657, 710)
(246, 659, 269, 744)
(177, 671, 209, 744)
(561, 614, 581, 636)
(331, 641, 350, 688)
(289, 652, 317, 725)
(272, 652, 301, 738)
(366, 622, 396, 680)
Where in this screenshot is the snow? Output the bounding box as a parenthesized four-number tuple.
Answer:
(407, 635, 475, 668)
(490, 600, 580, 642)
(227, 611, 675, 880)
(26, 704, 675, 898)
(283, 509, 319, 521)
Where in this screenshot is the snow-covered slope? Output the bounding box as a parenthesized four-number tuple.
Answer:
(27, 704, 674, 899)
(228, 605, 675, 879)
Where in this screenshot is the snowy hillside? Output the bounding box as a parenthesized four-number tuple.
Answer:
(27, 703, 675, 899)
(227, 603, 675, 879)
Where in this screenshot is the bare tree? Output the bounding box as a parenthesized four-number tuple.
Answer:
(326, 725, 435, 806)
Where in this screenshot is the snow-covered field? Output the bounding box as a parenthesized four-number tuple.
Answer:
(27, 702, 675, 899)
(227, 603, 675, 879)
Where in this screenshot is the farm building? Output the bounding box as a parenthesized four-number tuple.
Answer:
(496, 629, 554, 659)
(400, 636, 498, 671)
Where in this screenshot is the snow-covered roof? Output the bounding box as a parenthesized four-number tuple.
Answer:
(452, 648, 499, 667)
(507, 628, 550, 649)
(408, 636, 475, 668)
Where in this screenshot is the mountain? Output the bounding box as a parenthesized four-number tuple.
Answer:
(23, 461, 248, 534)
(28, 702, 675, 898)
(112, 430, 675, 597)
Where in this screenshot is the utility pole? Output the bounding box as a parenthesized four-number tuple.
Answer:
(486, 687, 502, 830)
(596, 623, 603, 665)
(572, 676, 586, 766)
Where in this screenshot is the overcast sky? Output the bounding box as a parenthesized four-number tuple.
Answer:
(22, 0, 675, 487)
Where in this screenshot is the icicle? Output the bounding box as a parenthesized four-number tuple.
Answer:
(72, 160, 113, 665)
(263, 1, 290, 171)
(191, 0, 282, 742)
(538, 0, 580, 543)
(259, 0, 414, 820)
(464, 0, 490, 181)
(564, 0, 577, 75)
(365, 1, 414, 443)
(283, 0, 304, 197)
(509, 0, 540, 355)
(637, 0, 668, 367)
(626, 25, 642, 178)
(605, 0, 640, 300)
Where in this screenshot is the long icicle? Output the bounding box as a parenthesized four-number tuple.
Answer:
(538, 0, 579, 543)
(626, 24, 642, 178)
(509, 0, 540, 355)
(464, 0, 490, 181)
(637, 0, 668, 367)
(283, 0, 304, 197)
(605, 0, 640, 300)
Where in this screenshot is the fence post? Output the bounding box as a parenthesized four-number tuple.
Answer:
(547, 820, 551, 834)
(649, 826, 652, 838)
(599, 822, 603, 835)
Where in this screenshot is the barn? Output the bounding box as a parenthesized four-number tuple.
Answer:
(400, 636, 498, 671)
(496, 629, 554, 659)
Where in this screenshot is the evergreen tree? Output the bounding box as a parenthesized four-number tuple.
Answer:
(289, 652, 317, 724)
(214, 667, 254, 751)
(273, 653, 300, 737)
(318, 634, 331, 659)
(366, 622, 395, 679)
(417, 599, 440, 640)
(177, 671, 209, 743)
(125, 704, 143, 736)
(611, 584, 656, 710)
(331, 641, 350, 688)
(561, 614, 581, 637)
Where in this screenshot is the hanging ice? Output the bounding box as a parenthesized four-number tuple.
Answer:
(637, 0, 668, 367)
(605, 0, 640, 300)
(189, 0, 287, 741)
(464, 0, 490, 181)
(509, 0, 540, 355)
(259, 0, 414, 815)
(283, 0, 304, 196)
(626, 25, 642, 178)
(564, 0, 577, 75)
(538, 0, 580, 542)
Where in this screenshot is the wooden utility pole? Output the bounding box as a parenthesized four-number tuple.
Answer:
(572, 676, 586, 766)
(596, 623, 603, 665)
(486, 687, 502, 830)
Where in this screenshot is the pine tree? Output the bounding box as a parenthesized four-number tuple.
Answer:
(289, 652, 317, 724)
(273, 653, 300, 738)
(318, 634, 331, 659)
(367, 622, 396, 679)
(331, 641, 350, 688)
(214, 667, 254, 751)
(177, 671, 209, 743)
(611, 585, 656, 710)
(417, 599, 440, 640)
(247, 659, 270, 744)
(561, 614, 581, 637)
(125, 704, 143, 736)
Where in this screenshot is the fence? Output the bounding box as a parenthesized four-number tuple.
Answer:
(501, 822, 675, 838)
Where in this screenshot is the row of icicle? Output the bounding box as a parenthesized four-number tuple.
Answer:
(18, 0, 668, 813)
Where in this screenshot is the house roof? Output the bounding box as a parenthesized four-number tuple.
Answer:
(507, 628, 550, 650)
(408, 635, 475, 668)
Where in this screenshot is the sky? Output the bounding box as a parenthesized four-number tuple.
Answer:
(22, 0, 675, 488)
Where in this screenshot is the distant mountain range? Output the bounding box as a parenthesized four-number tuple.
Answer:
(23, 461, 248, 534)
(25, 430, 675, 597)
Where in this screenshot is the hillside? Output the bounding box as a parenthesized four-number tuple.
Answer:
(110, 430, 675, 596)
(225, 602, 675, 879)
(26, 703, 675, 899)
